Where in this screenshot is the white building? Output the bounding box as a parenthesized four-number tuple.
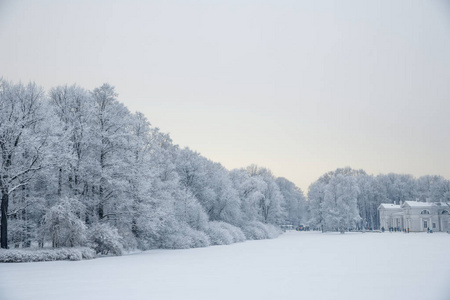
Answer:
(378, 201, 450, 232)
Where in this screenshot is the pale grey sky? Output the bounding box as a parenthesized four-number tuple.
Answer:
(1, 0, 449, 191)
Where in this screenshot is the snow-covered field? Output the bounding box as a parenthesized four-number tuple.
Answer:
(1, 231, 449, 300)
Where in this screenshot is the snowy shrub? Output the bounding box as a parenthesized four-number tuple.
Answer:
(218, 222, 246, 243)
(205, 221, 246, 245)
(264, 223, 283, 239)
(41, 197, 87, 248)
(137, 216, 182, 250)
(189, 228, 210, 248)
(205, 222, 234, 245)
(117, 227, 138, 251)
(160, 231, 193, 249)
(160, 226, 210, 249)
(0, 247, 96, 263)
(241, 221, 282, 240)
(87, 223, 124, 256)
(241, 222, 267, 240)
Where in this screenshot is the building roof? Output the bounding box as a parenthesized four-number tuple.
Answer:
(402, 201, 435, 208)
(379, 203, 401, 209)
(379, 201, 450, 210)
(401, 201, 450, 208)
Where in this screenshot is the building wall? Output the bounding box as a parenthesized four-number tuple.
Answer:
(407, 207, 440, 232)
(379, 208, 402, 230)
(405, 214, 439, 232)
(378, 204, 450, 232)
(439, 214, 450, 232)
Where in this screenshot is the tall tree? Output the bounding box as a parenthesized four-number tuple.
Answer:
(49, 85, 94, 200)
(229, 169, 265, 224)
(322, 174, 360, 233)
(276, 177, 306, 226)
(307, 180, 326, 231)
(0, 80, 48, 248)
(246, 165, 284, 224)
(91, 84, 131, 222)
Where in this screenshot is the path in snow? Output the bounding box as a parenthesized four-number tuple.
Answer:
(1, 231, 449, 300)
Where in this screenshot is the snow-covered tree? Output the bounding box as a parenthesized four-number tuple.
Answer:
(246, 165, 285, 224)
(355, 175, 379, 229)
(375, 173, 418, 204)
(0, 80, 48, 249)
(6, 78, 450, 254)
(276, 177, 306, 226)
(41, 197, 86, 247)
(87, 223, 123, 255)
(430, 178, 450, 203)
(91, 83, 133, 222)
(229, 169, 265, 224)
(307, 180, 326, 231)
(48, 85, 94, 200)
(322, 174, 360, 233)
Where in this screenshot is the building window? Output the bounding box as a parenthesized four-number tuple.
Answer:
(432, 223, 436, 229)
(442, 210, 449, 215)
(423, 220, 428, 228)
(421, 210, 430, 215)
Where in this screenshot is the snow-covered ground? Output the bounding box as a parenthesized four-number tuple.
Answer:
(1, 231, 449, 300)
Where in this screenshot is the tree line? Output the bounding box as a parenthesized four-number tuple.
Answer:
(0, 80, 307, 251)
(308, 167, 450, 232)
(2, 79, 448, 251)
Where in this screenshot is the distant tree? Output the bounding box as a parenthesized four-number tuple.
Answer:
(376, 173, 417, 204)
(430, 178, 450, 203)
(246, 165, 284, 224)
(276, 177, 306, 226)
(307, 180, 326, 231)
(202, 161, 241, 224)
(317, 167, 367, 185)
(322, 174, 360, 233)
(356, 175, 379, 229)
(229, 169, 266, 224)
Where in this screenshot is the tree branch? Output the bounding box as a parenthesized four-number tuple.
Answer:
(6, 202, 32, 217)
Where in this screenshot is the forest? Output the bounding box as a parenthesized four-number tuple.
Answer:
(0, 80, 306, 254)
(1, 79, 449, 257)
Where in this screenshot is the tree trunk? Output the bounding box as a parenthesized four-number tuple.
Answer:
(1, 191, 9, 249)
(99, 185, 104, 220)
(99, 150, 105, 220)
(131, 217, 138, 237)
(23, 206, 31, 248)
(58, 168, 62, 196)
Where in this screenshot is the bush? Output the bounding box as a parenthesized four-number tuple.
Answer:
(218, 222, 246, 243)
(160, 231, 192, 249)
(0, 247, 96, 263)
(205, 222, 234, 245)
(87, 223, 124, 256)
(190, 229, 211, 248)
(241, 221, 282, 240)
(241, 222, 267, 240)
(205, 221, 246, 245)
(264, 223, 283, 239)
(160, 226, 211, 249)
(41, 197, 87, 248)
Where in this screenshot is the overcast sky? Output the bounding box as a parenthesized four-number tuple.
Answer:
(1, 0, 449, 191)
